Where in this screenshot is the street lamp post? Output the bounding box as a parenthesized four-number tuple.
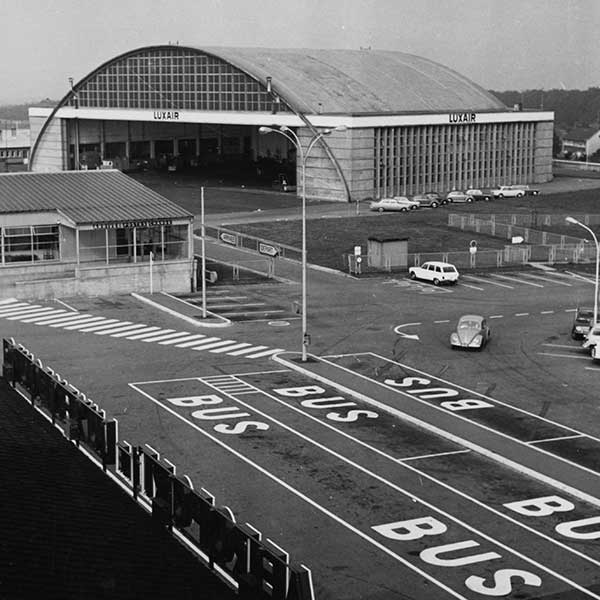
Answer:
(259, 124, 344, 361)
(566, 216, 600, 325)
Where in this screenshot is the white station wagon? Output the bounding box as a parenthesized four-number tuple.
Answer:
(408, 261, 459, 285)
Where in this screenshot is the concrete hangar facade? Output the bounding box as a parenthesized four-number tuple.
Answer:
(29, 45, 554, 202)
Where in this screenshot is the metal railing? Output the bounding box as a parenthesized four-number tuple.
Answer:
(205, 225, 302, 261)
(2, 338, 315, 600)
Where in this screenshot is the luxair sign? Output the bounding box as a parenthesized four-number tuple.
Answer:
(153, 111, 180, 121)
(448, 112, 477, 124)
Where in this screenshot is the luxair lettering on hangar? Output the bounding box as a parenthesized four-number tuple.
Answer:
(449, 112, 476, 123)
(153, 111, 180, 120)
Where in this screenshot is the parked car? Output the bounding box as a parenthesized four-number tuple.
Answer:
(492, 185, 525, 198)
(582, 324, 600, 352)
(412, 194, 441, 208)
(369, 197, 420, 212)
(450, 315, 491, 350)
(446, 190, 474, 203)
(408, 261, 459, 285)
(465, 188, 493, 201)
(571, 307, 595, 340)
(507, 184, 540, 196)
(424, 192, 447, 205)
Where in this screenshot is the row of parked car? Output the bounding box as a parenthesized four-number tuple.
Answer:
(369, 184, 540, 212)
(571, 307, 600, 360)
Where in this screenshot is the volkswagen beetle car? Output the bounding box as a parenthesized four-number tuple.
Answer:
(412, 194, 441, 208)
(369, 197, 420, 212)
(450, 315, 491, 350)
(571, 307, 595, 340)
(408, 261, 459, 285)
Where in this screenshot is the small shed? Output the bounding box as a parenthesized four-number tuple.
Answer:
(367, 236, 408, 269)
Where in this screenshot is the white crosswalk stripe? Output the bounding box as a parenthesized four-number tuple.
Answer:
(0, 297, 283, 359)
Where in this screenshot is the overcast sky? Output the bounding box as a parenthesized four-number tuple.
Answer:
(1, 0, 598, 104)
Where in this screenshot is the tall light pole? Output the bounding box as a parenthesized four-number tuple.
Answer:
(259, 124, 345, 361)
(566, 216, 599, 325)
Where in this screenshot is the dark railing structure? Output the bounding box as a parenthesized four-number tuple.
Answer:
(2, 338, 315, 600)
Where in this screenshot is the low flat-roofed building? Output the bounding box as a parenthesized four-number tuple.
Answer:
(0, 169, 194, 299)
(0, 121, 30, 171)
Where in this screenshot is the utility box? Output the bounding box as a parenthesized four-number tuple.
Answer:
(367, 237, 408, 269)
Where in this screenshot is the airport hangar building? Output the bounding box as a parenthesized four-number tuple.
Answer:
(28, 45, 554, 202)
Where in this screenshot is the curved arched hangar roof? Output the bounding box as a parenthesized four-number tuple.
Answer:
(200, 46, 506, 115)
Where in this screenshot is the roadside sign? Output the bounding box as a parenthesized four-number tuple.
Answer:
(259, 242, 280, 257)
(512, 236, 524, 244)
(220, 232, 237, 245)
(354, 245, 362, 256)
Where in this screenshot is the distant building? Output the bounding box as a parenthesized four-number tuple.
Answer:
(0, 121, 30, 171)
(561, 127, 600, 159)
(29, 45, 554, 201)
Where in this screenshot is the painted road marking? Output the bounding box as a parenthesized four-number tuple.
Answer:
(0, 299, 282, 360)
(521, 273, 573, 286)
(462, 274, 513, 289)
(492, 273, 544, 288)
(489, 315, 504, 319)
(542, 343, 582, 349)
(515, 312, 530, 317)
(540, 310, 555, 315)
(132, 378, 600, 597)
(538, 352, 591, 360)
(456, 282, 484, 290)
(398, 449, 471, 462)
(529, 434, 585, 445)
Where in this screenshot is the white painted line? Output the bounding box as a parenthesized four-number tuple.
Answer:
(456, 282, 484, 290)
(191, 339, 238, 351)
(54, 298, 78, 311)
(209, 342, 253, 354)
(462, 274, 513, 289)
(63, 317, 109, 330)
(28, 312, 84, 325)
(565, 271, 595, 284)
(433, 319, 450, 324)
(540, 310, 555, 315)
(122, 326, 162, 339)
(0, 298, 18, 305)
(47, 314, 97, 327)
(226, 345, 269, 356)
(489, 315, 503, 319)
(0, 304, 42, 317)
(542, 343, 581, 349)
(515, 312, 530, 317)
(48, 315, 105, 328)
(206, 296, 249, 301)
(208, 302, 266, 309)
(158, 333, 206, 345)
(6, 307, 64, 320)
(520, 273, 572, 286)
(85, 321, 135, 334)
(493, 273, 544, 288)
(528, 433, 585, 445)
(126, 329, 176, 341)
(110, 324, 153, 337)
(245, 348, 284, 359)
(141, 331, 186, 343)
(565, 308, 577, 313)
(538, 352, 591, 360)
(398, 449, 471, 462)
(77, 319, 121, 332)
(584, 366, 600, 371)
(222, 309, 286, 317)
(96, 323, 151, 336)
(175, 336, 216, 348)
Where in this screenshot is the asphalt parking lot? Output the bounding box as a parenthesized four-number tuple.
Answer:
(3, 173, 600, 599)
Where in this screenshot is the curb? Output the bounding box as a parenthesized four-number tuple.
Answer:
(131, 291, 231, 328)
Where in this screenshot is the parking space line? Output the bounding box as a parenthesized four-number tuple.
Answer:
(542, 343, 581, 349)
(397, 449, 470, 462)
(489, 314, 503, 319)
(515, 312, 529, 317)
(462, 274, 513, 289)
(537, 352, 590, 360)
(529, 434, 585, 445)
(541, 310, 555, 314)
(456, 282, 484, 290)
(434, 319, 450, 323)
(521, 273, 572, 286)
(492, 273, 544, 288)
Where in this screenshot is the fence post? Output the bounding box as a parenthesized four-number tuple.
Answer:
(497, 250, 502, 267)
(491, 215, 496, 237)
(560, 235, 565, 249)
